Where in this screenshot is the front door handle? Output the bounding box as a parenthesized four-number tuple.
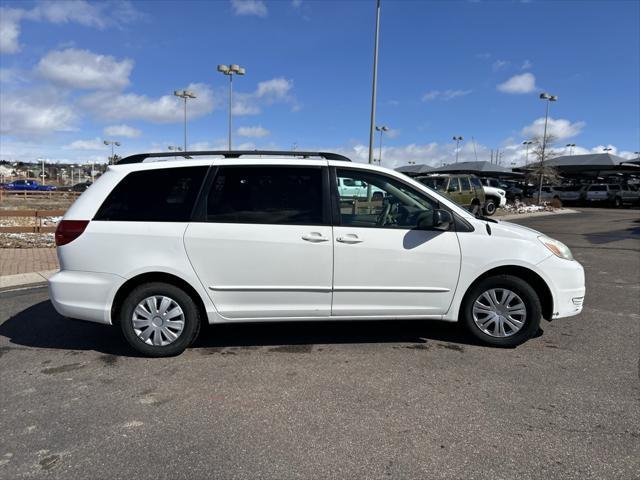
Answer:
(302, 232, 329, 243)
(336, 234, 363, 244)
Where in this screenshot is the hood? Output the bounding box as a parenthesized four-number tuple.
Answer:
(490, 219, 543, 240)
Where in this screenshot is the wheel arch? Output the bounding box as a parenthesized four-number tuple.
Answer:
(461, 265, 554, 320)
(111, 272, 208, 328)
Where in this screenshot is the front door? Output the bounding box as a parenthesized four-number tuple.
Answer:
(184, 164, 333, 319)
(331, 167, 461, 318)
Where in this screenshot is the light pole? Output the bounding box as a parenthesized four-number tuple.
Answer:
(38, 158, 45, 185)
(453, 136, 464, 163)
(103, 140, 121, 165)
(168, 145, 183, 160)
(368, 0, 382, 164)
(566, 143, 576, 156)
(173, 90, 196, 151)
(523, 140, 534, 165)
(217, 64, 246, 150)
(537, 92, 558, 204)
(376, 125, 389, 164)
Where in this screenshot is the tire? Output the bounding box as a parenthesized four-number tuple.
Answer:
(461, 275, 541, 347)
(483, 199, 497, 216)
(119, 282, 201, 357)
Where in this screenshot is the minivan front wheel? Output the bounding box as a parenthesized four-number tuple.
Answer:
(119, 282, 201, 357)
(461, 275, 541, 347)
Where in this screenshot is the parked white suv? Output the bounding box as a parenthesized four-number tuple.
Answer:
(49, 151, 585, 356)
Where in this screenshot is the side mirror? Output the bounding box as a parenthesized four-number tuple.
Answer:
(417, 209, 453, 231)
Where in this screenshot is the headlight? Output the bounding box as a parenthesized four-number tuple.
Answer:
(538, 236, 574, 261)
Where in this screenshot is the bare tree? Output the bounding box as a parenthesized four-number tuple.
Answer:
(526, 134, 562, 203)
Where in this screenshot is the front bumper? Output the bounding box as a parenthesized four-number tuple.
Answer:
(48, 270, 125, 325)
(537, 255, 585, 319)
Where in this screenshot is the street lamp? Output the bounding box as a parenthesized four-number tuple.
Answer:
(37, 157, 45, 185)
(217, 64, 246, 150)
(566, 143, 576, 156)
(103, 140, 121, 165)
(453, 136, 464, 163)
(174, 90, 196, 151)
(368, 0, 382, 164)
(168, 145, 183, 160)
(375, 125, 389, 165)
(537, 92, 558, 204)
(522, 140, 534, 165)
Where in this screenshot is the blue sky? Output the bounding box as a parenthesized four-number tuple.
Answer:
(1, 0, 639, 168)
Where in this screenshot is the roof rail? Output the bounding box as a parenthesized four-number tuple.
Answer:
(116, 150, 351, 165)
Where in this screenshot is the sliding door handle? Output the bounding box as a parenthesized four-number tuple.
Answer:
(336, 234, 363, 244)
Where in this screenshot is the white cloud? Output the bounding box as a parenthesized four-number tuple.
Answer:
(104, 124, 141, 138)
(66, 138, 105, 150)
(521, 117, 585, 141)
(492, 59, 509, 71)
(422, 89, 472, 101)
(231, 0, 267, 17)
(521, 59, 533, 70)
(232, 77, 296, 115)
(37, 48, 134, 90)
(497, 73, 537, 94)
(0, 8, 22, 53)
(237, 126, 270, 138)
(0, 1, 144, 55)
(292, 0, 303, 7)
(80, 82, 219, 123)
(0, 87, 76, 136)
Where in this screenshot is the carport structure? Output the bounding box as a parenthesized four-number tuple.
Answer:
(515, 153, 640, 182)
(427, 160, 521, 178)
(395, 164, 434, 176)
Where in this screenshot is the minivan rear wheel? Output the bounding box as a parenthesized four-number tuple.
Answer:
(461, 275, 541, 347)
(119, 282, 201, 357)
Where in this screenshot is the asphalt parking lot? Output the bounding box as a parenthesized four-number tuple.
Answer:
(1, 208, 638, 480)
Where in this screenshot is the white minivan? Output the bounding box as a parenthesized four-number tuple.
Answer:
(49, 151, 585, 357)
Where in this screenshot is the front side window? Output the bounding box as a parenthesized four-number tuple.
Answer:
(335, 169, 438, 229)
(206, 166, 325, 225)
(608, 184, 620, 191)
(94, 166, 208, 222)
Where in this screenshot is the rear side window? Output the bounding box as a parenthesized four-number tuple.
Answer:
(206, 166, 325, 225)
(448, 177, 459, 192)
(460, 177, 471, 191)
(94, 166, 208, 222)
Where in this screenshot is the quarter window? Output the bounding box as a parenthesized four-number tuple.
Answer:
(206, 166, 325, 225)
(94, 166, 208, 222)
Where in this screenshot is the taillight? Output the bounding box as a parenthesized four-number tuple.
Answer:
(55, 220, 90, 246)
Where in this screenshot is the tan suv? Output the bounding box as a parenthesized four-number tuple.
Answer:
(416, 174, 486, 214)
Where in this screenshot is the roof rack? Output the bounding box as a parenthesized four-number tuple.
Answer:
(117, 150, 351, 165)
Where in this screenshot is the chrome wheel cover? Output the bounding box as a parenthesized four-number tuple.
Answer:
(132, 296, 185, 346)
(472, 288, 527, 338)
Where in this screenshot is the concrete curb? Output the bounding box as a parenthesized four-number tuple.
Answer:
(496, 209, 580, 221)
(0, 270, 57, 291)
